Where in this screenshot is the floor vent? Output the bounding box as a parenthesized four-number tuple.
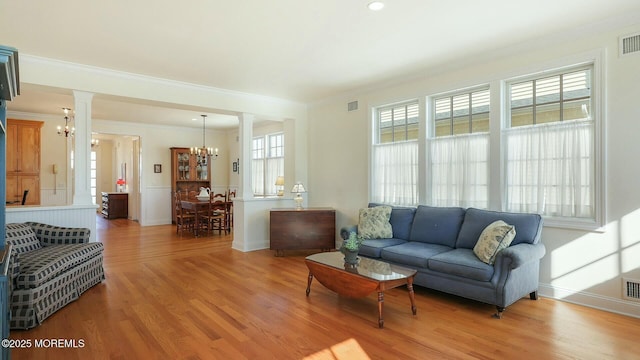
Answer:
(623, 278, 640, 302)
(348, 101, 358, 112)
(620, 32, 640, 57)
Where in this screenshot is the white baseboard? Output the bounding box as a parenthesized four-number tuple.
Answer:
(539, 283, 640, 319)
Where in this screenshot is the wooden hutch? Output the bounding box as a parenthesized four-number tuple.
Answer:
(170, 147, 211, 223)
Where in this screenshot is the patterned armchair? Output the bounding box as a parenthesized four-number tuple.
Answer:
(5, 222, 105, 329)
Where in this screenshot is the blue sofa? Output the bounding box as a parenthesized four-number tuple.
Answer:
(340, 204, 545, 318)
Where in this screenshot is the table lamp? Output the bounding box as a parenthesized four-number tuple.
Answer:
(291, 182, 306, 209)
(275, 176, 285, 196)
(116, 178, 126, 192)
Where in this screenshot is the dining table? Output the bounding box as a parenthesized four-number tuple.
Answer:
(180, 199, 232, 237)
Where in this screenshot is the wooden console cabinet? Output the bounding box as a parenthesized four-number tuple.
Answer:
(270, 208, 336, 256)
(101, 192, 128, 219)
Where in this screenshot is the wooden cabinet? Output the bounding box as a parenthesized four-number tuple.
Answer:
(270, 208, 336, 256)
(170, 147, 211, 223)
(101, 192, 129, 219)
(6, 119, 43, 205)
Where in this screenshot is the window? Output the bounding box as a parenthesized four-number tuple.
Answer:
(371, 101, 419, 206)
(504, 66, 595, 220)
(434, 89, 490, 136)
(252, 133, 284, 196)
(430, 88, 490, 208)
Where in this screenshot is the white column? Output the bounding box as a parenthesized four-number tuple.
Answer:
(237, 113, 254, 200)
(72, 90, 94, 206)
(283, 118, 296, 199)
(233, 113, 254, 252)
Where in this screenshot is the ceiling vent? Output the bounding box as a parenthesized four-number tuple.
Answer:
(348, 101, 359, 112)
(623, 278, 640, 302)
(619, 32, 640, 57)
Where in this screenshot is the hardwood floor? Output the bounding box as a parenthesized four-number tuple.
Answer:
(10, 217, 640, 359)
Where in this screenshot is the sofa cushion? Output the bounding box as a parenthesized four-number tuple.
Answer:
(473, 220, 516, 265)
(409, 205, 466, 247)
(455, 208, 543, 249)
(6, 223, 42, 254)
(358, 238, 407, 258)
(369, 203, 416, 240)
(428, 248, 495, 282)
(358, 206, 393, 239)
(381, 242, 453, 269)
(15, 243, 104, 289)
(25, 222, 90, 245)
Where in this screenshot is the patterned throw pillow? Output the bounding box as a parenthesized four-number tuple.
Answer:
(473, 220, 516, 265)
(5, 223, 42, 254)
(358, 206, 393, 239)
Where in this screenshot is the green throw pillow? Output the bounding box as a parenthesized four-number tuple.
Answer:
(473, 220, 516, 265)
(358, 206, 393, 239)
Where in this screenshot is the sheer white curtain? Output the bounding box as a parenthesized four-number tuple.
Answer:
(265, 157, 284, 196)
(252, 158, 283, 196)
(430, 133, 489, 208)
(252, 159, 264, 195)
(504, 118, 594, 218)
(371, 140, 418, 206)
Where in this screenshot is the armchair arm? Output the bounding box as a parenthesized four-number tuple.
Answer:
(495, 242, 546, 269)
(25, 222, 91, 246)
(4, 245, 18, 295)
(340, 225, 358, 240)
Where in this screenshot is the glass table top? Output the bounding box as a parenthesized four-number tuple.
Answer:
(306, 251, 416, 281)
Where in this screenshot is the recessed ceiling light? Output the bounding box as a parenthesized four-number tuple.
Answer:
(368, 1, 384, 11)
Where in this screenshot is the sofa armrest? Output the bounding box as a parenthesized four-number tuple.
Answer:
(496, 242, 546, 269)
(6, 246, 19, 295)
(340, 225, 358, 240)
(25, 222, 91, 245)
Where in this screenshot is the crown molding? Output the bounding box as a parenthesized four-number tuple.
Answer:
(20, 54, 307, 108)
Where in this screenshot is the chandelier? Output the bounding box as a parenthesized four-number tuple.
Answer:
(57, 108, 75, 137)
(190, 114, 218, 166)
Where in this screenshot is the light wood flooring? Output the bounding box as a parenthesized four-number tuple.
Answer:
(10, 216, 640, 359)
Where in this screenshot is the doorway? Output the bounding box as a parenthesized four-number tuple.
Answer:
(92, 133, 141, 222)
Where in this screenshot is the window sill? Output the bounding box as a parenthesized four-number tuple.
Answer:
(542, 216, 605, 233)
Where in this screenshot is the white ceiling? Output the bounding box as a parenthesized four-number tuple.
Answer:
(2, 1, 639, 128)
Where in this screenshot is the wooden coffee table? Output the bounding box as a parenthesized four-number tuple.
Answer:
(305, 251, 417, 328)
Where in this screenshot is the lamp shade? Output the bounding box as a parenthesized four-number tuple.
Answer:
(291, 182, 306, 193)
(275, 176, 285, 186)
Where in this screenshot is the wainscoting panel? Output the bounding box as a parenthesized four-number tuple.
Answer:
(6, 205, 99, 242)
(142, 186, 172, 226)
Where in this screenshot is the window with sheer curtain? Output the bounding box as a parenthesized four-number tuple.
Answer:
(430, 88, 490, 208)
(371, 101, 419, 206)
(252, 133, 284, 196)
(504, 66, 595, 219)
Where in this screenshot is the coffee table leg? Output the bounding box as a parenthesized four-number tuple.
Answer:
(378, 291, 384, 328)
(407, 277, 417, 315)
(306, 272, 313, 296)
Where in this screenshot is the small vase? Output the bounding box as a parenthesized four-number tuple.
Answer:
(342, 248, 359, 265)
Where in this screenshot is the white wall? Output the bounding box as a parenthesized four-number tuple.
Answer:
(307, 22, 640, 317)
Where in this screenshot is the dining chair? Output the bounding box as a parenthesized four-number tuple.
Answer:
(201, 192, 227, 235)
(227, 189, 236, 229)
(227, 189, 236, 199)
(174, 191, 195, 236)
(21, 189, 29, 205)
